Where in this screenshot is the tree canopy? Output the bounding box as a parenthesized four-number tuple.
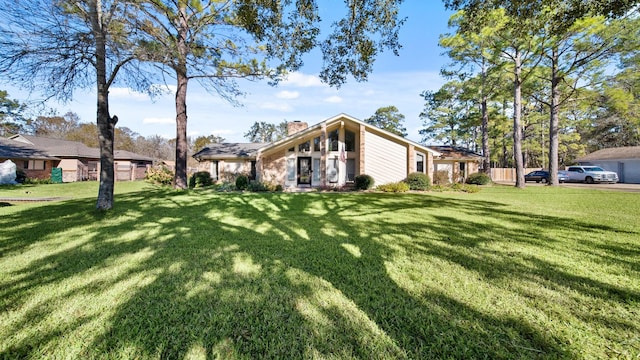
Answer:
(364, 106, 408, 137)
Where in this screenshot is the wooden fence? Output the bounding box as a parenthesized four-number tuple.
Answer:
(490, 168, 539, 182)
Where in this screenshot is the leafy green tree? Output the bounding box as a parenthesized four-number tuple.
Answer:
(129, 0, 405, 189)
(244, 121, 288, 143)
(0, 90, 27, 136)
(0, 0, 153, 210)
(194, 134, 225, 152)
(364, 106, 408, 137)
(420, 81, 479, 146)
(439, 10, 511, 175)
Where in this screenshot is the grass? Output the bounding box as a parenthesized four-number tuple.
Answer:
(0, 181, 639, 359)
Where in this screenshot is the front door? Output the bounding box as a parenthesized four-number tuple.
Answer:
(298, 157, 312, 185)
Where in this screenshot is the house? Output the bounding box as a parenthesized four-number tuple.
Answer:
(3, 134, 153, 182)
(576, 146, 640, 184)
(193, 114, 440, 189)
(0, 137, 60, 180)
(430, 145, 483, 183)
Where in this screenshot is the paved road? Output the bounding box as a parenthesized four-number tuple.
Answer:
(497, 181, 640, 192)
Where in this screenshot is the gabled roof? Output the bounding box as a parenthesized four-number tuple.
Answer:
(10, 134, 99, 158)
(429, 145, 483, 161)
(260, 113, 440, 155)
(114, 150, 154, 162)
(193, 143, 267, 160)
(0, 137, 60, 160)
(576, 146, 640, 161)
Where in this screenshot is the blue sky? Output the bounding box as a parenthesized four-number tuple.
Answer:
(2, 2, 454, 144)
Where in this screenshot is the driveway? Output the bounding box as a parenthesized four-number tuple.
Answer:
(497, 181, 640, 192)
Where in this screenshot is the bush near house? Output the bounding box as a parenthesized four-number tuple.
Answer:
(235, 174, 249, 190)
(377, 182, 410, 193)
(433, 170, 451, 185)
(354, 174, 375, 190)
(145, 165, 174, 186)
(404, 172, 430, 190)
(188, 171, 213, 188)
(466, 172, 492, 185)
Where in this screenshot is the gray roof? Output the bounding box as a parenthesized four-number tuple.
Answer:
(428, 145, 483, 161)
(11, 134, 99, 158)
(0, 137, 60, 160)
(577, 146, 640, 161)
(114, 150, 154, 162)
(193, 143, 267, 160)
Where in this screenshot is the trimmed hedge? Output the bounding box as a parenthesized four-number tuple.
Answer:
(466, 172, 492, 185)
(404, 172, 430, 190)
(377, 182, 410, 193)
(354, 174, 375, 190)
(188, 171, 213, 188)
(235, 174, 249, 190)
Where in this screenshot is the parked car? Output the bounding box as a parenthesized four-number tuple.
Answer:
(525, 170, 551, 183)
(565, 166, 619, 184)
(557, 170, 570, 183)
(525, 170, 570, 183)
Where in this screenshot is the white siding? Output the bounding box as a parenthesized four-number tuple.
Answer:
(364, 131, 407, 185)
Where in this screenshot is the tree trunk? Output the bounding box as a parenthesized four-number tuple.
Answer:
(91, 0, 117, 210)
(548, 46, 560, 186)
(174, 69, 188, 189)
(480, 60, 491, 177)
(173, 4, 189, 190)
(513, 48, 525, 188)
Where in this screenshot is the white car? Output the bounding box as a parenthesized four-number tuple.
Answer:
(565, 166, 619, 184)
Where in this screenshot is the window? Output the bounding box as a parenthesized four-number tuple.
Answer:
(312, 158, 320, 182)
(24, 160, 45, 170)
(327, 157, 338, 183)
(328, 129, 339, 151)
(345, 130, 355, 152)
(416, 153, 424, 173)
(298, 140, 310, 152)
(287, 158, 296, 181)
(287, 146, 295, 152)
(346, 159, 355, 182)
(313, 137, 320, 152)
(459, 162, 465, 172)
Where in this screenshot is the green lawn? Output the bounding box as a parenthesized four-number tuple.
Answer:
(1, 182, 638, 359)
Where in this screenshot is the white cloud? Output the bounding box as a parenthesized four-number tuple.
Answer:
(143, 117, 175, 124)
(276, 90, 300, 99)
(281, 72, 324, 87)
(260, 102, 293, 112)
(323, 96, 343, 103)
(210, 129, 235, 136)
(110, 87, 148, 100)
(149, 84, 177, 96)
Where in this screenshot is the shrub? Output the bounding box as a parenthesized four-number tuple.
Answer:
(235, 174, 249, 190)
(433, 170, 451, 185)
(466, 172, 492, 185)
(145, 165, 174, 186)
(377, 182, 410, 193)
(354, 174, 375, 190)
(188, 171, 213, 188)
(404, 172, 430, 191)
(245, 180, 282, 192)
(451, 183, 480, 193)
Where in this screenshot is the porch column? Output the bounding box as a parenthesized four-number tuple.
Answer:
(320, 123, 327, 186)
(407, 145, 415, 175)
(256, 152, 262, 182)
(359, 124, 365, 174)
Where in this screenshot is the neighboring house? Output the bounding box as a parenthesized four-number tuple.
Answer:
(576, 146, 640, 184)
(429, 145, 483, 183)
(0, 137, 60, 180)
(193, 114, 440, 189)
(4, 134, 153, 182)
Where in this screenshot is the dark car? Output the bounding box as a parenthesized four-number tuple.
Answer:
(525, 170, 569, 183)
(525, 170, 551, 183)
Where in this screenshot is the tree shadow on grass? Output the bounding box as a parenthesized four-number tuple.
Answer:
(0, 189, 637, 358)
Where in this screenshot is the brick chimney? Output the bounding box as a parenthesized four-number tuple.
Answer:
(287, 121, 308, 135)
